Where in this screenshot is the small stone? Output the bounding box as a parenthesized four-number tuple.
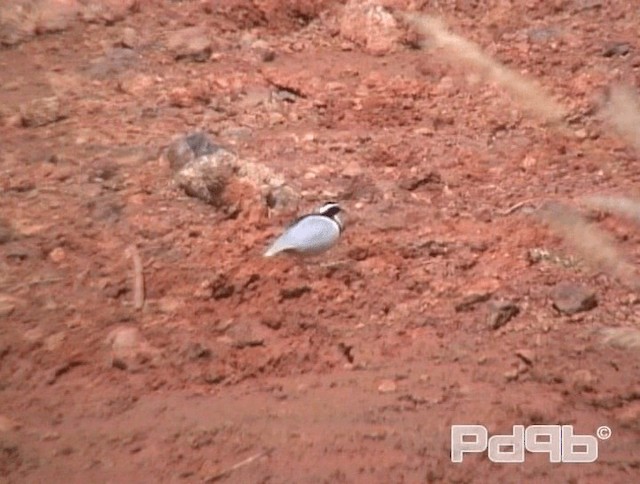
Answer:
(119, 27, 138, 49)
(260, 317, 282, 330)
(521, 155, 537, 170)
(268, 112, 286, 126)
(45, 333, 65, 352)
(106, 326, 157, 371)
(227, 322, 266, 349)
(49, 247, 66, 263)
(107, 327, 141, 351)
(551, 282, 597, 315)
(378, 379, 397, 394)
(168, 132, 299, 211)
(339, 0, 403, 56)
(167, 27, 212, 62)
(183, 342, 212, 360)
(279, 286, 311, 301)
(20, 96, 67, 127)
(487, 300, 520, 330)
(173, 151, 235, 206)
(42, 431, 61, 441)
(504, 369, 520, 382)
(399, 172, 443, 191)
(602, 41, 631, 58)
(302, 132, 316, 143)
(166, 132, 221, 172)
(574, 128, 588, 140)
(570, 369, 597, 392)
(515, 349, 535, 366)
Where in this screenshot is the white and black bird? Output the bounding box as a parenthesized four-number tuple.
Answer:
(264, 202, 345, 257)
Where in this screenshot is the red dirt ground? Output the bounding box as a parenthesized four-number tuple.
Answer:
(2, 0, 640, 482)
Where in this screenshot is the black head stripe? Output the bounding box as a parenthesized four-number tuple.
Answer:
(322, 205, 342, 218)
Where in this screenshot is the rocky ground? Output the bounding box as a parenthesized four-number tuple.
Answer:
(2, 0, 640, 482)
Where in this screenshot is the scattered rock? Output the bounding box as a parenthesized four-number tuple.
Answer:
(378, 379, 397, 393)
(118, 26, 138, 48)
(279, 285, 311, 301)
(515, 349, 535, 366)
(183, 342, 212, 360)
(503, 368, 520, 382)
(487, 300, 520, 330)
(455, 292, 492, 312)
(173, 150, 236, 206)
(106, 326, 159, 371)
(167, 26, 212, 62)
(339, 0, 403, 56)
(79, 0, 139, 25)
(574, 128, 588, 140)
(20, 96, 67, 127)
(46, 359, 84, 385)
(551, 281, 597, 315)
(49, 247, 66, 263)
(196, 274, 235, 300)
(166, 132, 221, 172)
(0, 0, 78, 46)
(168, 132, 299, 211)
(602, 41, 631, 57)
(226, 321, 266, 349)
(45, 333, 65, 352)
(260, 316, 283, 331)
(598, 327, 640, 350)
(570, 369, 597, 392)
(398, 171, 443, 191)
(251, 39, 276, 62)
(88, 47, 139, 80)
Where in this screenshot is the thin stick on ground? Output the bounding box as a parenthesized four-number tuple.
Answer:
(205, 450, 269, 482)
(125, 245, 145, 310)
(401, 12, 567, 125)
(537, 202, 640, 290)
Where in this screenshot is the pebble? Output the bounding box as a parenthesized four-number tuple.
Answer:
(378, 379, 397, 394)
(20, 96, 67, 127)
(570, 369, 597, 392)
(551, 281, 597, 315)
(487, 300, 520, 330)
(167, 27, 212, 62)
(339, 0, 403, 56)
(455, 292, 492, 312)
(49, 247, 66, 263)
(119, 27, 137, 49)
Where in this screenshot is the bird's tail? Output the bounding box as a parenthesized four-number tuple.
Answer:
(263, 238, 286, 257)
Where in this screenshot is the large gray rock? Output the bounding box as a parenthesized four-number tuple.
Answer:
(168, 133, 299, 211)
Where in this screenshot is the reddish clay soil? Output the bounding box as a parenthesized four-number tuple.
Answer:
(2, 1, 640, 482)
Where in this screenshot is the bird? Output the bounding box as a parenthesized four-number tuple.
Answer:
(263, 202, 345, 258)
